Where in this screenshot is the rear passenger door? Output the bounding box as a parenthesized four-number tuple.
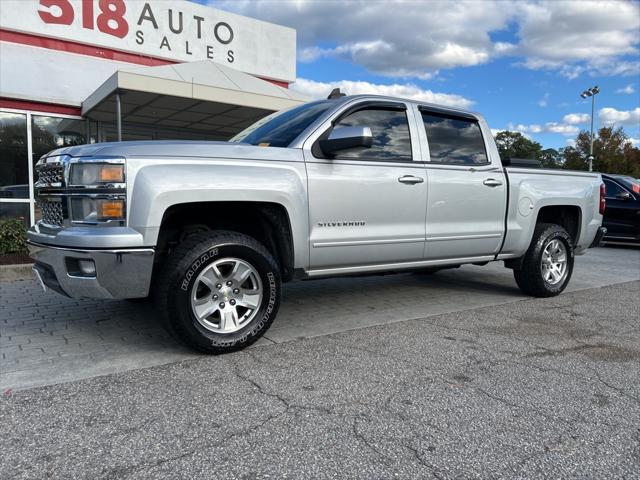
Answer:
(418, 107, 507, 260)
(304, 101, 428, 269)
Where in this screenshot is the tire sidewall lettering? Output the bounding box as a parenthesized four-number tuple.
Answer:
(180, 248, 219, 291)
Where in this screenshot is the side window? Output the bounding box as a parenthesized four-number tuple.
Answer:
(333, 108, 412, 161)
(604, 179, 625, 198)
(421, 111, 488, 165)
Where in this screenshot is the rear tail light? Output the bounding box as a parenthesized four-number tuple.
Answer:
(632, 183, 640, 195)
(599, 183, 606, 215)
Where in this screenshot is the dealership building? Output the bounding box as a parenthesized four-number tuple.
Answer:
(0, 0, 303, 225)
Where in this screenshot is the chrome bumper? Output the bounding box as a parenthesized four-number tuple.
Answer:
(28, 242, 154, 299)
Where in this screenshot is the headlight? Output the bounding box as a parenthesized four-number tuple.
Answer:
(71, 197, 125, 223)
(70, 163, 125, 186)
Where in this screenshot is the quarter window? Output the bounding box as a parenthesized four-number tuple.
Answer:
(333, 108, 412, 161)
(603, 179, 626, 198)
(421, 111, 488, 165)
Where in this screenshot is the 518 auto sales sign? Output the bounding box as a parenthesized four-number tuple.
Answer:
(0, 0, 296, 82)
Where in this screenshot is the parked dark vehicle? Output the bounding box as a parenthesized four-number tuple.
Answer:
(602, 174, 640, 244)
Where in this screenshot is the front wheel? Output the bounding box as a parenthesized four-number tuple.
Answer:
(155, 231, 281, 353)
(513, 223, 574, 297)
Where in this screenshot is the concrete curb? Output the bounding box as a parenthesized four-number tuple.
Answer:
(0, 264, 34, 282)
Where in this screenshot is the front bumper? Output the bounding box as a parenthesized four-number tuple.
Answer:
(28, 242, 154, 299)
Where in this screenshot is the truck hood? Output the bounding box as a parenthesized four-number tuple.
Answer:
(44, 140, 300, 161)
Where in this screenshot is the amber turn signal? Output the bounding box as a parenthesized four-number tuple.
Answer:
(99, 165, 125, 183)
(99, 200, 125, 220)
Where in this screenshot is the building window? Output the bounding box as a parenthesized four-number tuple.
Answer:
(31, 115, 87, 167)
(0, 112, 29, 199)
(1, 110, 87, 227)
(0, 202, 30, 227)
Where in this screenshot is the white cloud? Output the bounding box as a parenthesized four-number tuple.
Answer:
(515, 1, 640, 77)
(213, 0, 640, 79)
(599, 107, 640, 125)
(562, 113, 590, 125)
(508, 107, 640, 140)
(211, 0, 513, 77)
(508, 121, 579, 137)
(616, 84, 636, 94)
(629, 137, 640, 147)
(538, 92, 550, 107)
(290, 78, 474, 109)
(544, 122, 580, 135)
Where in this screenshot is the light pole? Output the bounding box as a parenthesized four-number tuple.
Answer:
(580, 85, 600, 172)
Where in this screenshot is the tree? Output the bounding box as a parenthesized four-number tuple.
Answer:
(494, 131, 543, 162)
(539, 148, 562, 169)
(563, 126, 640, 177)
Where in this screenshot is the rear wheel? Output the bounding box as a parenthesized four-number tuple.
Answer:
(155, 231, 281, 353)
(513, 223, 574, 297)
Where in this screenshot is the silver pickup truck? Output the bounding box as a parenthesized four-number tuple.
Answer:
(28, 94, 606, 353)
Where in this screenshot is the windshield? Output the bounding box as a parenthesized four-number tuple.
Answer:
(230, 100, 335, 147)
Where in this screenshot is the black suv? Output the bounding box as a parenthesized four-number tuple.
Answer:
(602, 174, 640, 244)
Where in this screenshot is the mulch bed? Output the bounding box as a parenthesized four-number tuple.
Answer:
(0, 253, 33, 265)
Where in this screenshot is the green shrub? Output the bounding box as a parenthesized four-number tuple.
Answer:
(0, 218, 28, 254)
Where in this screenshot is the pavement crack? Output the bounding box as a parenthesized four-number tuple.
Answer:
(232, 365, 291, 410)
(403, 443, 444, 479)
(586, 365, 640, 406)
(474, 386, 574, 427)
(231, 361, 334, 416)
(351, 415, 393, 466)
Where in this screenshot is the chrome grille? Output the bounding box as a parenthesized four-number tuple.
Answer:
(36, 164, 65, 187)
(38, 199, 65, 227)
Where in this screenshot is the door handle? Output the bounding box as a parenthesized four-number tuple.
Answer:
(483, 178, 503, 187)
(398, 175, 424, 185)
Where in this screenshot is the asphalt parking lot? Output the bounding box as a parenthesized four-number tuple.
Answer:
(1, 246, 639, 391)
(1, 278, 639, 479)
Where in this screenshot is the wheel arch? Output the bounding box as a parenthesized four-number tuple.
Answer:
(505, 205, 582, 270)
(535, 205, 582, 246)
(155, 201, 296, 281)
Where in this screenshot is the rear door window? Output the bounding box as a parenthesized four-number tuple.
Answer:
(421, 111, 488, 165)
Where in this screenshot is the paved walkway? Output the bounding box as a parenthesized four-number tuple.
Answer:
(1, 246, 638, 390)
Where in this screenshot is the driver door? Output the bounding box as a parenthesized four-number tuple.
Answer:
(304, 101, 428, 270)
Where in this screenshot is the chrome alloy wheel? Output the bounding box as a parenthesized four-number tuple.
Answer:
(190, 258, 263, 334)
(540, 239, 568, 285)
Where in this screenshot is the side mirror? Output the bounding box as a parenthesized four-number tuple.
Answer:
(319, 126, 373, 156)
(616, 190, 632, 201)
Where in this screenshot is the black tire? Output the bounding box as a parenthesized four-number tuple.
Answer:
(154, 231, 281, 354)
(513, 223, 574, 297)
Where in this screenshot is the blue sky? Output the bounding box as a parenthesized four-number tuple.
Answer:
(196, 0, 640, 150)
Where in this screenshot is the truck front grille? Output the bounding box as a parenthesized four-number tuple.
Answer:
(38, 199, 65, 227)
(36, 164, 65, 188)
